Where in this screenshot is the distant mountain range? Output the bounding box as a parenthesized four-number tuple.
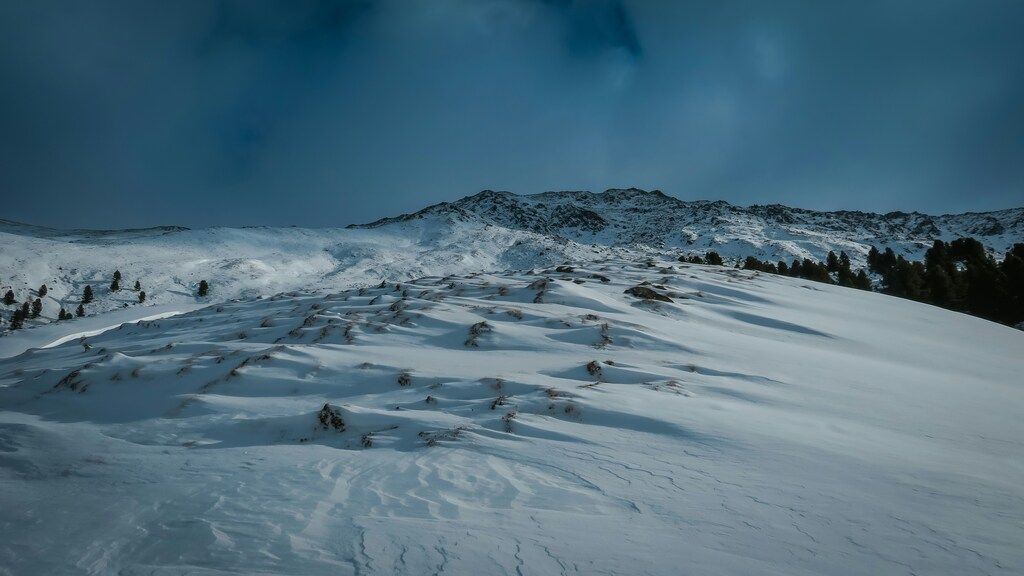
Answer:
(352, 188, 1024, 265)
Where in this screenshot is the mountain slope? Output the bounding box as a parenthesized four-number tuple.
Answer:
(352, 188, 1024, 265)
(1, 259, 1021, 574)
(0, 219, 625, 351)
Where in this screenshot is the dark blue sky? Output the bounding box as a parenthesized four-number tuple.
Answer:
(2, 0, 1022, 228)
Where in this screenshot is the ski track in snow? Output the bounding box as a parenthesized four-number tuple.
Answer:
(0, 257, 1022, 575)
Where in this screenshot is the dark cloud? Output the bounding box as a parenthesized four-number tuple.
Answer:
(0, 0, 1021, 228)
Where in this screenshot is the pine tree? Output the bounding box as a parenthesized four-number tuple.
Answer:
(867, 246, 880, 271)
(110, 277, 120, 292)
(743, 256, 763, 271)
(854, 270, 872, 290)
(789, 259, 802, 277)
(38, 284, 48, 298)
(826, 251, 840, 272)
(10, 308, 24, 330)
(138, 291, 146, 303)
(837, 266, 855, 287)
(1000, 244, 1024, 325)
(83, 285, 94, 304)
(57, 308, 68, 321)
(197, 280, 209, 297)
(777, 261, 788, 276)
(76, 304, 85, 317)
(704, 251, 723, 266)
(113, 270, 122, 282)
(21, 301, 30, 319)
(926, 266, 953, 307)
(31, 298, 42, 318)
(134, 280, 141, 291)
(839, 251, 851, 271)
(2, 290, 14, 306)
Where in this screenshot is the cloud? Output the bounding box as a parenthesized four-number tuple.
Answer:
(0, 0, 1021, 228)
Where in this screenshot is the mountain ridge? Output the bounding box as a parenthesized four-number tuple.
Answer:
(350, 188, 1024, 264)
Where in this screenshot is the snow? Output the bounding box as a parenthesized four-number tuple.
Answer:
(40, 310, 188, 350)
(356, 188, 1024, 266)
(1, 257, 1022, 575)
(0, 304, 204, 360)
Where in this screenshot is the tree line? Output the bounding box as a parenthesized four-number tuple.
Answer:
(867, 239, 1023, 326)
(681, 249, 872, 290)
(682, 237, 1024, 327)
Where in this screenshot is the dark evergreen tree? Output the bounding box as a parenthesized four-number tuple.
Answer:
(837, 266, 855, 287)
(826, 251, 840, 272)
(801, 259, 832, 283)
(38, 284, 48, 298)
(31, 298, 42, 318)
(789, 259, 802, 278)
(835, 251, 855, 287)
(999, 244, 1024, 325)
(83, 285, 94, 304)
(113, 270, 122, 281)
(134, 280, 141, 291)
(21, 301, 30, 319)
(867, 246, 880, 270)
(110, 277, 120, 292)
(9, 308, 24, 330)
(704, 251, 723, 266)
(854, 270, 872, 290)
(925, 265, 953, 308)
(2, 290, 14, 306)
(76, 304, 85, 317)
(777, 261, 788, 275)
(138, 291, 146, 303)
(197, 280, 210, 297)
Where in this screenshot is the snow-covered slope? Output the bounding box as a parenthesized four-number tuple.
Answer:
(353, 188, 1024, 265)
(0, 218, 631, 350)
(1, 259, 1022, 575)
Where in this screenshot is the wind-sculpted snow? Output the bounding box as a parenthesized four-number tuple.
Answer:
(3, 190, 1022, 348)
(1, 260, 1022, 574)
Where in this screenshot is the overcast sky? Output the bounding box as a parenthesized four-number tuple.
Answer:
(1, 0, 1022, 229)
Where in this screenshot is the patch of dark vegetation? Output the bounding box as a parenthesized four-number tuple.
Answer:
(502, 411, 516, 433)
(625, 285, 673, 302)
(397, 370, 412, 386)
(465, 321, 492, 347)
(317, 403, 345, 431)
(419, 427, 466, 447)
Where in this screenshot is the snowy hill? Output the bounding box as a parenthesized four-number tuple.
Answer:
(353, 188, 1024, 265)
(1, 259, 1021, 574)
(0, 219, 626, 350)
(3, 191, 1022, 353)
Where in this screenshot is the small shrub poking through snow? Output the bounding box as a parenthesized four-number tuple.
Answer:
(465, 321, 492, 347)
(586, 360, 603, 378)
(317, 404, 345, 431)
(502, 411, 516, 433)
(397, 370, 412, 386)
(624, 285, 673, 302)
